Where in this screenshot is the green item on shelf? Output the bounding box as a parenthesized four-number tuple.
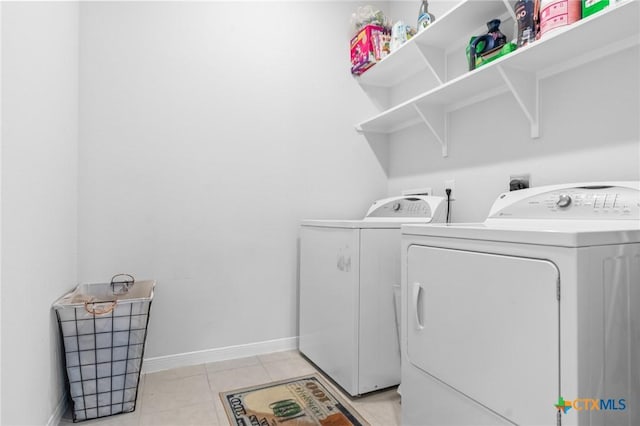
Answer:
(473, 42, 518, 69)
(465, 19, 507, 71)
(582, 0, 609, 18)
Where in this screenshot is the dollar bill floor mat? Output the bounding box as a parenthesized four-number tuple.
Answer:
(219, 374, 369, 426)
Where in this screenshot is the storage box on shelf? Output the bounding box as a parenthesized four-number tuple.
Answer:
(350, 24, 390, 75)
(354, 0, 640, 158)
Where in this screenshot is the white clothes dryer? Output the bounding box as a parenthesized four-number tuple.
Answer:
(299, 195, 446, 396)
(400, 182, 640, 426)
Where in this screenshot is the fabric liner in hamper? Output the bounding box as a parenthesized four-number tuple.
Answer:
(53, 275, 155, 422)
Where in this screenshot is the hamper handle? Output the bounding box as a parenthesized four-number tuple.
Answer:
(84, 300, 117, 315)
(111, 273, 134, 294)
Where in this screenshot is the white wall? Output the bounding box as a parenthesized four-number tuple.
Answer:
(389, 0, 460, 30)
(1, 2, 79, 425)
(78, 2, 388, 360)
(385, 37, 640, 222)
(4, 1, 634, 422)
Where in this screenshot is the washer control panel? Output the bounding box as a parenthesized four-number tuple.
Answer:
(367, 197, 432, 218)
(488, 183, 640, 219)
(365, 195, 446, 222)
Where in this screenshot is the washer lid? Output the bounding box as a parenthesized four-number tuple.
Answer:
(301, 219, 407, 229)
(301, 195, 447, 228)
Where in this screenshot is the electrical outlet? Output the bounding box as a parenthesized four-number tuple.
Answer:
(509, 174, 530, 191)
(402, 187, 432, 196)
(444, 179, 455, 200)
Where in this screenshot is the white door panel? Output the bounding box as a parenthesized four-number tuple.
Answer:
(407, 246, 559, 425)
(299, 226, 360, 394)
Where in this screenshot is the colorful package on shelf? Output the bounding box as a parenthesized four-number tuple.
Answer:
(350, 24, 389, 75)
(391, 21, 411, 52)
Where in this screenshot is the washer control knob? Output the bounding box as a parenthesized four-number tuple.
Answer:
(392, 202, 402, 211)
(556, 194, 572, 208)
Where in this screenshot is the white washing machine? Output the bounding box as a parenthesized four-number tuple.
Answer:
(401, 182, 640, 426)
(299, 195, 446, 396)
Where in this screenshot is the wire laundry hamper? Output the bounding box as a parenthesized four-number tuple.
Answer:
(53, 275, 155, 422)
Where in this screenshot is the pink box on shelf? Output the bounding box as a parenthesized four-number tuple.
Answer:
(350, 24, 387, 75)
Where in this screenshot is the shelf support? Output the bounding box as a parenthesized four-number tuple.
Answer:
(497, 65, 540, 138)
(414, 44, 446, 85)
(355, 129, 391, 175)
(354, 83, 391, 111)
(501, 0, 517, 21)
(412, 104, 448, 157)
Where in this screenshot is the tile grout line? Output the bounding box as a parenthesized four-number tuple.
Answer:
(203, 364, 230, 426)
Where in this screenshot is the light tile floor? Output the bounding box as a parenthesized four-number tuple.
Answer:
(59, 350, 401, 426)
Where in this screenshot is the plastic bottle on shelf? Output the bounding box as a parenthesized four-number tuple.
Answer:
(418, 0, 436, 33)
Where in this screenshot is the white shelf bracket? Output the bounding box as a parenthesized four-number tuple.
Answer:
(414, 44, 446, 85)
(355, 128, 391, 174)
(501, 0, 517, 21)
(412, 104, 448, 157)
(355, 83, 391, 111)
(497, 65, 540, 138)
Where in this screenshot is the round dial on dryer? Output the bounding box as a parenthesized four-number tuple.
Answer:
(556, 194, 572, 208)
(392, 202, 402, 211)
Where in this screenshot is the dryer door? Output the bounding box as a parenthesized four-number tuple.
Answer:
(407, 245, 559, 425)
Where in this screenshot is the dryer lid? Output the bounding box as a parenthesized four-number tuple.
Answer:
(402, 182, 640, 247)
(402, 221, 640, 247)
(487, 181, 640, 221)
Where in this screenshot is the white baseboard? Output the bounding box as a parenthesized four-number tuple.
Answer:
(141, 336, 299, 374)
(47, 393, 68, 426)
